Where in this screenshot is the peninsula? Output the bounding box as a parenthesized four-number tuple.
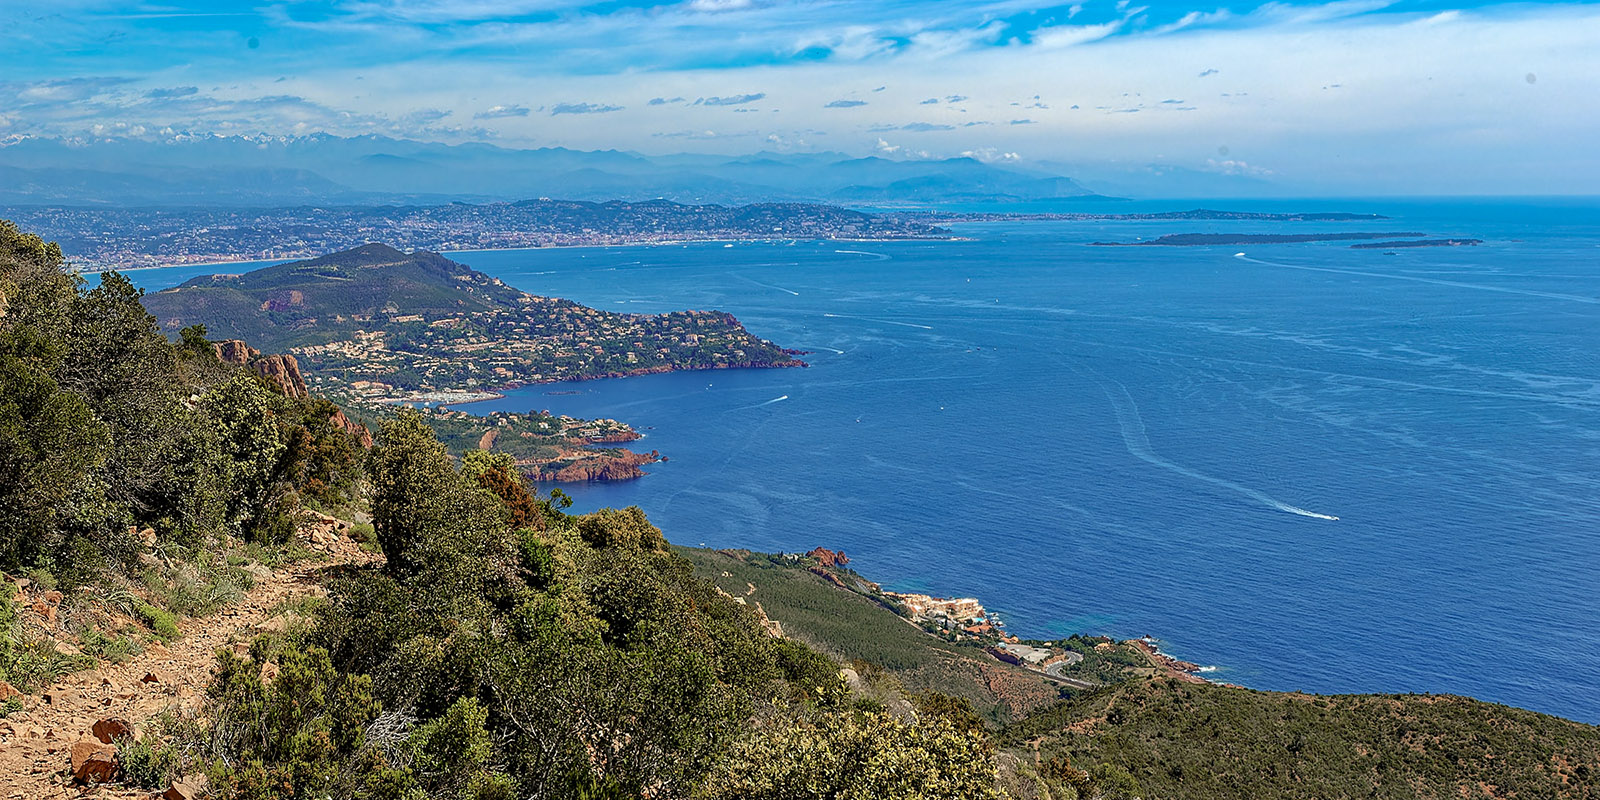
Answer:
(140, 243, 806, 482)
(1351, 238, 1483, 248)
(140, 243, 805, 394)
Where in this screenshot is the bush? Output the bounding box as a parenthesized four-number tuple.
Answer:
(119, 734, 181, 789)
(575, 506, 665, 551)
(135, 601, 180, 642)
(77, 627, 141, 664)
(205, 642, 381, 800)
(699, 711, 1000, 800)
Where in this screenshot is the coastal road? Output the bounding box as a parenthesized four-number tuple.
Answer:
(1042, 651, 1093, 688)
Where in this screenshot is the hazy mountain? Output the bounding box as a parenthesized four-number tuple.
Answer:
(0, 134, 1105, 207)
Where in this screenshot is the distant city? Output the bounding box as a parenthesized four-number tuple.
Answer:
(3, 200, 951, 269)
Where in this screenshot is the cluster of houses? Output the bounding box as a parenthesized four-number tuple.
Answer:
(881, 589, 1078, 673)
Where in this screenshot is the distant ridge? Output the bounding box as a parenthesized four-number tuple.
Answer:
(0, 133, 1106, 206)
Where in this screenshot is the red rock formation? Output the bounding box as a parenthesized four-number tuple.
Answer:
(328, 408, 374, 448)
(808, 566, 850, 590)
(91, 717, 133, 744)
(213, 339, 311, 399)
(163, 776, 208, 800)
(528, 448, 660, 482)
(251, 353, 308, 399)
(70, 740, 117, 784)
(213, 339, 259, 366)
(807, 547, 850, 567)
(576, 430, 643, 444)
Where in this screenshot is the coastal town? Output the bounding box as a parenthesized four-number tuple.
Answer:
(4, 199, 951, 269)
(290, 302, 804, 402)
(787, 549, 1205, 689)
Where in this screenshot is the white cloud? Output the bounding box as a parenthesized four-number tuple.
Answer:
(1030, 20, 1124, 49)
(475, 104, 530, 118)
(1205, 158, 1273, 176)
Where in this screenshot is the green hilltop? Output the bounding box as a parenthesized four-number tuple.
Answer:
(141, 244, 529, 348)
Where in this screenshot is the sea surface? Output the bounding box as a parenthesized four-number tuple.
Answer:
(122, 198, 1600, 723)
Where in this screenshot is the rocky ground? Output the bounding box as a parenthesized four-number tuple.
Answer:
(0, 514, 374, 799)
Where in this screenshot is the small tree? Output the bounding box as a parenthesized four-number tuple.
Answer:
(370, 412, 508, 583)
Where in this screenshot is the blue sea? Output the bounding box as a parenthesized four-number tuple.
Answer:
(123, 198, 1600, 723)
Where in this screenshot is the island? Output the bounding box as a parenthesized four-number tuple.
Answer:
(142, 242, 806, 482)
(1351, 238, 1482, 249)
(1090, 231, 1427, 246)
(903, 208, 1391, 223)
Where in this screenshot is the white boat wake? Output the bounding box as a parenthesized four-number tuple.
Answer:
(1096, 373, 1339, 521)
(736, 394, 790, 410)
(834, 249, 891, 261)
(1234, 253, 1598, 305)
(732, 273, 800, 296)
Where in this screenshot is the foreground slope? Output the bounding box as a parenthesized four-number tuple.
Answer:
(1000, 677, 1600, 799)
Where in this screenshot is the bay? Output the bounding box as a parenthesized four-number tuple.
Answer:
(122, 198, 1600, 722)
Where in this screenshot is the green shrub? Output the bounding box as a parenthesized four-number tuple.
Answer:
(205, 643, 382, 800)
(134, 601, 180, 642)
(77, 627, 141, 664)
(348, 522, 377, 551)
(699, 711, 999, 800)
(409, 697, 499, 799)
(119, 734, 180, 789)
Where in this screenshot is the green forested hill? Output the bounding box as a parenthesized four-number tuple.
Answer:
(999, 677, 1600, 799)
(140, 243, 558, 348)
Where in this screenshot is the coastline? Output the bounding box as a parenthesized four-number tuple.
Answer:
(69, 234, 957, 272)
(830, 559, 1218, 691)
(431, 358, 809, 410)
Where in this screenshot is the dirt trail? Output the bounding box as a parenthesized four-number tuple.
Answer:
(0, 525, 372, 799)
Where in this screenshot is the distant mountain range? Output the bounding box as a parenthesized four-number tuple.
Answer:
(0, 133, 1122, 207)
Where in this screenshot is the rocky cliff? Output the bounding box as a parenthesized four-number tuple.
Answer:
(527, 448, 661, 482)
(212, 339, 309, 399)
(328, 408, 374, 449)
(251, 354, 308, 399)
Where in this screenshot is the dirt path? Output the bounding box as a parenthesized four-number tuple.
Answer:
(0, 528, 372, 799)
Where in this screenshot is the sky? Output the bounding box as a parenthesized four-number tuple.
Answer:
(2, 0, 1598, 194)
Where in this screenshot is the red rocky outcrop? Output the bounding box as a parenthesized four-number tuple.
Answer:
(529, 449, 660, 482)
(807, 547, 849, 568)
(252, 353, 309, 399)
(91, 717, 133, 744)
(70, 739, 117, 784)
(213, 339, 259, 366)
(213, 339, 309, 398)
(329, 408, 375, 448)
